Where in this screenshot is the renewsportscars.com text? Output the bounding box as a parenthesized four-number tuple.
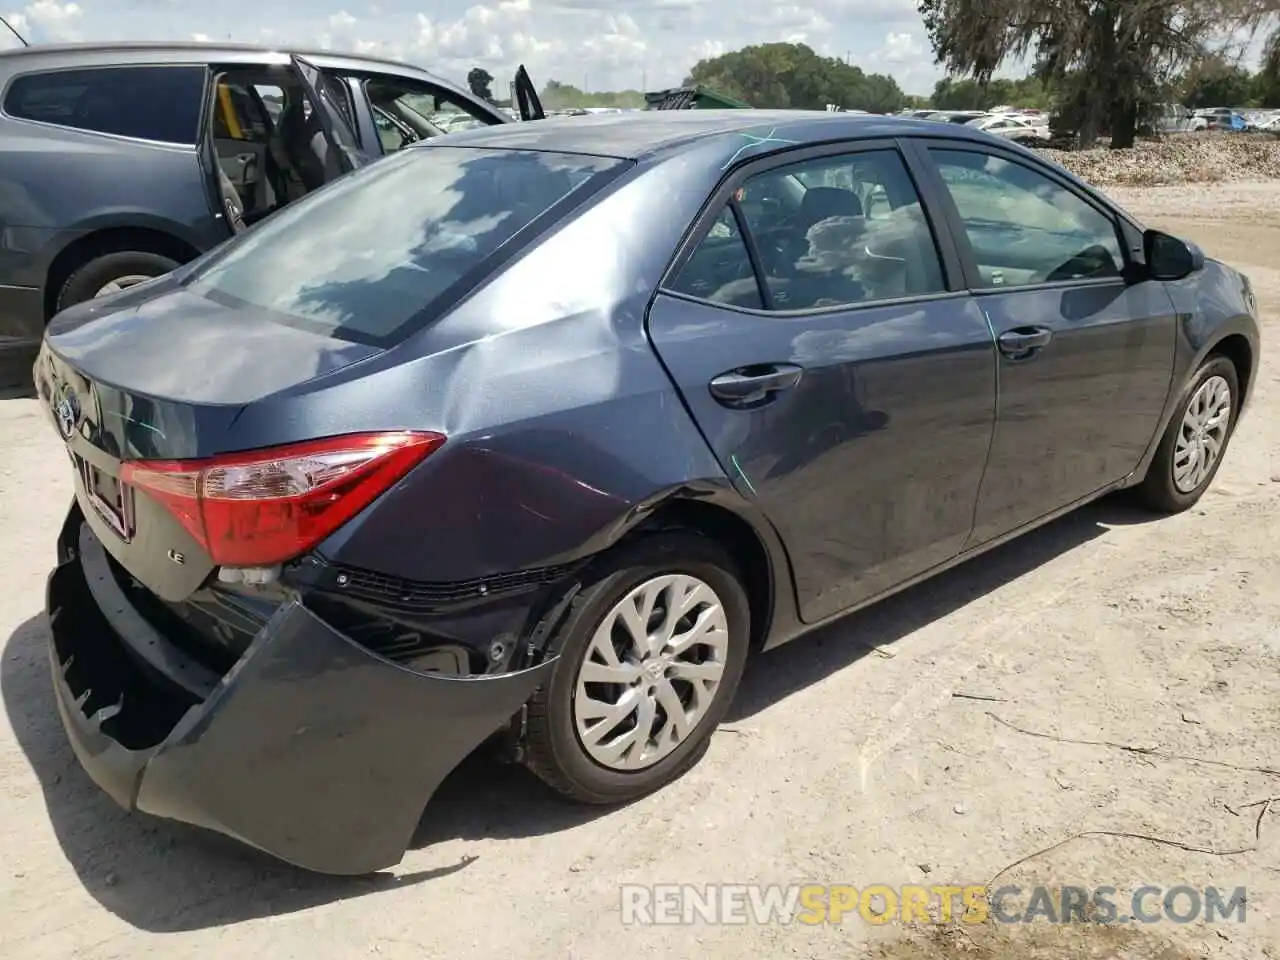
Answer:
(619, 884, 1248, 926)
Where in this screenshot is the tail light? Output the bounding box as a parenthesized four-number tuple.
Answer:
(121, 431, 445, 567)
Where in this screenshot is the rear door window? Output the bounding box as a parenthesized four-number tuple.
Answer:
(4, 65, 207, 144)
(667, 207, 763, 309)
(183, 146, 626, 345)
(737, 149, 947, 310)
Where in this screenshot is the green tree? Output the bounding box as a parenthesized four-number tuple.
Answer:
(1182, 56, 1256, 106)
(685, 42, 907, 113)
(538, 80, 645, 110)
(467, 67, 495, 103)
(1255, 29, 1280, 105)
(930, 75, 1053, 109)
(917, 0, 1244, 148)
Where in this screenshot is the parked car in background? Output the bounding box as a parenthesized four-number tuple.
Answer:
(0, 41, 547, 375)
(965, 112, 1050, 144)
(1245, 111, 1280, 133)
(1152, 103, 1201, 134)
(34, 109, 1259, 875)
(1196, 107, 1247, 131)
(924, 110, 987, 124)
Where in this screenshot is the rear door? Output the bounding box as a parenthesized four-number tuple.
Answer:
(291, 55, 371, 171)
(910, 140, 1177, 544)
(513, 65, 545, 121)
(647, 141, 997, 624)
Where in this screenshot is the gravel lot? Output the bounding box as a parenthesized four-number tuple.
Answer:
(1, 181, 1277, 960)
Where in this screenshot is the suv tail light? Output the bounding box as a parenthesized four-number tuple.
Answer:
(121, 431, 445, 567)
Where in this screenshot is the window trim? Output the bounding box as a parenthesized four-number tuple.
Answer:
(1, 62, 211, 148)
(658, 138, 968, 319)
(903, 137, 1138, 296)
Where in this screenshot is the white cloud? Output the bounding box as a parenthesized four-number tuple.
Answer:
(4, 0, 82, 44)
(0, 0, 939, 91)
(0, 0, 1272, 96)
(866, 30, 936, 92)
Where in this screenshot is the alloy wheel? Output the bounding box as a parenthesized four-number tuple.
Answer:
(95, 274, 153, 297)
(573, 573, 730, 771)
(1173, 374, 1232, 493)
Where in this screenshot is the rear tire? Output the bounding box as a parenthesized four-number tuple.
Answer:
(56, 251, 181, 312)
(523, 532, 750, 804)
(1134, 354, 1239, 513)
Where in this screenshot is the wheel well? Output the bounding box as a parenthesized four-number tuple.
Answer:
(1209, 334, 1253, 404)
(43, 227, 201, 321)
(627, 498, 774, 651)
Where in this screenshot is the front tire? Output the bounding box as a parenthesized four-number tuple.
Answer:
(524, 533, 750, 804)
(1135, 354, 1239, 513)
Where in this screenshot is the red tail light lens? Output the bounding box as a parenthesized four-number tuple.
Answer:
(121, 431, 445, 567)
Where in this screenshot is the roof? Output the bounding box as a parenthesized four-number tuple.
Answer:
(0, 39, 439, 76)
(421, 109, 981, 161)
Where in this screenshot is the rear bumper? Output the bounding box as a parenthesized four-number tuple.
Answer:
(46, 506, 558, 875)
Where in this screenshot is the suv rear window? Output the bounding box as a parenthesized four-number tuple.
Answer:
(183, 146, 625, 346)
(5, 65, 206, 144)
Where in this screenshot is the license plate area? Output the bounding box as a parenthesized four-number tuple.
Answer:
(75, 454, 135, 541)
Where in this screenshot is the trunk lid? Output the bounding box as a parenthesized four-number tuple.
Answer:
(36, 290, 382, 603)
(43, 285, 381, 407)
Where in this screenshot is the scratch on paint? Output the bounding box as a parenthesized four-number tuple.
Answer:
(720, 127, 800, 169)
(521, 503, 552, 521)
(101, 410, 166, 439)
(730, 453, 757, 497)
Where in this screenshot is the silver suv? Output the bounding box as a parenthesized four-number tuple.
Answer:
(0, 41, 545, 380)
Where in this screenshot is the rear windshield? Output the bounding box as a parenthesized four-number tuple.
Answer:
(183, 146, 625, 346)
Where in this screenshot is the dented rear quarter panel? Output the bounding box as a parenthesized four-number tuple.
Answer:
(231, 143, 758, 583)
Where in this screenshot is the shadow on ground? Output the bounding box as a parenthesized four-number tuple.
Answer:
(726, 494, 1155, 721)
(2, 495, 1156, 932)
(0, 352, 36, 398)
(0, 383, 36, 401)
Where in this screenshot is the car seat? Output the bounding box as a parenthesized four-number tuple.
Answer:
(270, 94, 339, 198)
(795, 186, 864, 233)
(778, 186, 865, 273)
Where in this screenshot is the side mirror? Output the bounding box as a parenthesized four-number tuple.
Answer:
(1144, 229, 1204, 281)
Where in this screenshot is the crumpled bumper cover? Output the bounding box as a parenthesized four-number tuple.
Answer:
(45, 513, 558, 876)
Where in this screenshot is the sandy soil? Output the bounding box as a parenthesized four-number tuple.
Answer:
(1, 181, 1277, 960)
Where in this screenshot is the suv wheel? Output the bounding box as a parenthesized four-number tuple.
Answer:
(57, 251, 181, 312)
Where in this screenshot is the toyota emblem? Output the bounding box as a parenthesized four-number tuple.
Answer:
(53, 386, 79, 440)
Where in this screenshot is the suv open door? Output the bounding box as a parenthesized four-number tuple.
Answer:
(291, 55, 371, 171)
(512, 64, 545, 122)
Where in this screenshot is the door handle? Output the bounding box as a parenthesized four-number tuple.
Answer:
(997, 325, 1053, 358)
(709, 364, 803, 407)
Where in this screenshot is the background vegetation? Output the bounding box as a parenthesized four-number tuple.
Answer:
(464, 4, 1280, 148)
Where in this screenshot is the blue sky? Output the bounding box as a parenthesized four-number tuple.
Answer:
(0, 0, 1270, 97)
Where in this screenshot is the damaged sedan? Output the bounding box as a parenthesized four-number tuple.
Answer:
(34, 110, 1259, 875)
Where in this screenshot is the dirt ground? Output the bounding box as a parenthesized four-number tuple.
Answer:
(1, 181, 1277, 960)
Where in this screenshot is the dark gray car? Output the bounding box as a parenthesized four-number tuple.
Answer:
(0, 40, 545, 379)
(34, 111, 1259, 876)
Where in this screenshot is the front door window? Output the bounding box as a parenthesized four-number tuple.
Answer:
(928, 148, 1125, 288)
